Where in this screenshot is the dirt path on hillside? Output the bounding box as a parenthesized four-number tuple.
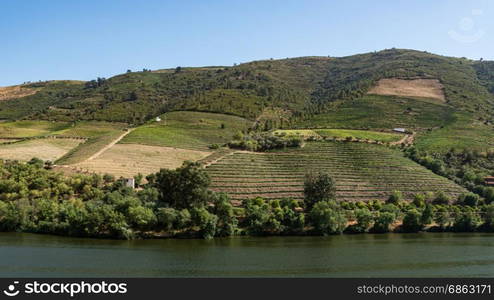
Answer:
(85, 128, 135, 162)
(391, 132, 416, 146)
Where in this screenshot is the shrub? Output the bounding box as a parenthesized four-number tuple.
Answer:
(371, 212, 396, 233)
(481, 204, 494, 231)
(156, 207, 178, 231)
(412, 193, 426, 207)
(387, 190, 402, 205)
(452, 211, 480, 232)
(191, 207, 218, 239)
(484, 187, 494, 204)
(347, 208, 373, 233)
(127, 206, 157, 231)
(457, 192, 480, 207)
(420, 204, 434, 227)
(434, 207, 451, 230)
(433, 191, 451, 205)
(309, 201, 347, 235)
(210, 193, 237, 236)
(402, 209, 422, 232)
(228, 132, 303, 152)
(176, 209, 192, 230)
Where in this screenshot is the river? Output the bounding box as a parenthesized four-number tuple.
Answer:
(1, 232, 494, 277)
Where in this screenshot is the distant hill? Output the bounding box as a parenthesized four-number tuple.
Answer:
(1, 49, 493, 142)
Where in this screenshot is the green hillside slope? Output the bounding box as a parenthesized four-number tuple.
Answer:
(1, 49, 494, 154)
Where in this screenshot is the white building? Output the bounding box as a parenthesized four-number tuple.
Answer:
(125, 178, 135, 189)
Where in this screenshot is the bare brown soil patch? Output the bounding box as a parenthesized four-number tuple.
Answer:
(0, 85, 39, 101)
(368, 78, 445, 101)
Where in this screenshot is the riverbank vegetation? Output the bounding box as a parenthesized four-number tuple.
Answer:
(0, 159, 493, 240)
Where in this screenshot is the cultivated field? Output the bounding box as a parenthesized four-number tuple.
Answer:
(368, 78, 445, 101)
(75, 143, 209, 178)
(121, 111, 251, 151)
(55, 122, 128, 164)
(205, 141, 466, 202)
(0, 138, 83, 161)
(0, 120, 70, 137)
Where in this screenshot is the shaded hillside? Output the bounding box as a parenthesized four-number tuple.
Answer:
(473, 60, 494, 95)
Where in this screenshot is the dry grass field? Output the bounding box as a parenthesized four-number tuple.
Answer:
(0, 85, 39, 101)
(0, 138, 83, 161)
(75, 143, 210, 178)
(367, 78, 445, 101)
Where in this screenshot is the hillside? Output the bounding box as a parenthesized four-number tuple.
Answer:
(0, 52, 490, 142)
(1, 49, 492, 127)
(1, 49, 494, 202)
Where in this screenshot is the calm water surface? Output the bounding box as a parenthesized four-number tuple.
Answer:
(1, 233, 494, 277)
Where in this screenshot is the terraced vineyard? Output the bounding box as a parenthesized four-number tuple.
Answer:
(206, 142, 466, 202)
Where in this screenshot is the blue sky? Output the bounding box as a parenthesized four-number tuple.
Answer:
(1, 0, 492, 86)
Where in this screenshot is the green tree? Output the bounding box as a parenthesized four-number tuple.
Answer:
(309, 201, 346, 235)
(372, 212, 396, 233)
(433, 191, 450, 205)
(481, 204, 494, 231)
(420, 204, 434, 227)
(191, 207, 218, 239)
(304, 172, 336, 209)
(348, 208, 373, 233)
(484, 187, 494, 204)
(176, 209, 192, 230)
(244, 198, 271, 235)
(210, 193, 237, 236)
(453, 210, 480, 232)
(458, 192, 480, 207)
(134, 173, 144, 187)
(153, 161, 211, 209)
(434, 207, 451, 230)
(127, 206, 157, 231)
(402, 208, 422, 232)
(387, 190, 402, 205)
(412, 193, 426, 208)
(156, 207, 178, 231)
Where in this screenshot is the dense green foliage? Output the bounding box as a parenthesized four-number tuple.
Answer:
(0, 158, 493, 239)
(227, 131, 303, 151)
(0, 160, 236, 239)
(405, 146, 494, 203)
